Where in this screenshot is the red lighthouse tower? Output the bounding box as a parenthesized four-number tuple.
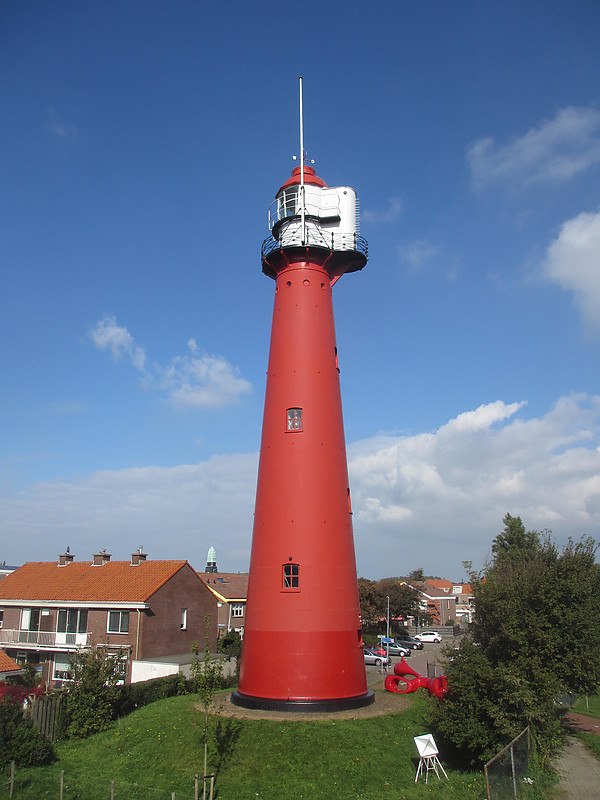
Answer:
(232, 85, 371, 711)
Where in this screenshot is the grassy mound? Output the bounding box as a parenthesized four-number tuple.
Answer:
(5, 690, 488, 800)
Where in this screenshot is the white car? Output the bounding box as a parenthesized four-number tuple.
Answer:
(414, 631, 442, 643)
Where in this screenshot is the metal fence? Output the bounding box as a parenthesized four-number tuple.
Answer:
(3, 764, 214, 800)
(484, 727, 531, 800)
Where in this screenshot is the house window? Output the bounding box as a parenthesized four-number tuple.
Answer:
(287, 407, 303, 431)
(0, 609, 3, 628)
(21, 608, 41, 631)
(53, 657, 73, 682)
(231, 603, 244, 618)
(283, 563, 300, 589)
(57, 609, 88, 635)
(180, 608, 188, 630)
(107, 611, 130, 634)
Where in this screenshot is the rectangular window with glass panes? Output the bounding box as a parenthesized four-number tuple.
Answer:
(107, 611, 130, 634)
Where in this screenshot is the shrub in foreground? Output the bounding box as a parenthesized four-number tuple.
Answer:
(0, 697, 55, 768)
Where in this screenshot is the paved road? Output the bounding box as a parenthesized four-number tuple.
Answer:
(555, 737, 600, 800)
(364, 641, 448, 686)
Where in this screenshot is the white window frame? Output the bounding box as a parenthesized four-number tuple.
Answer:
(57, 608, 88, 635)
(230, 603, 244, 618)
(286, 407, 303, 431)
(180, 608, 188, 630)
(53, 656, 73, 682)
(107, 610, 130, 634)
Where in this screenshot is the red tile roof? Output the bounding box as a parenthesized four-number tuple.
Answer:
(425, 579, 453, 592)
(0, 650, 22, 674)
(197, 573, 248, 601)
(0, 561, 190, 603)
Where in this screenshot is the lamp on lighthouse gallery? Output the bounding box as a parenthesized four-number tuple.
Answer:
(232, 79, 372, 711)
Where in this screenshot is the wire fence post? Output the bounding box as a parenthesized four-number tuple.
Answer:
(194, 773, 199, 800)
(209, 774, 215, 800)
(510, 743, 517, 799)
(59, 769, 64, 800)
(110, 778, 115, 800)
(9, 761, 15, 798)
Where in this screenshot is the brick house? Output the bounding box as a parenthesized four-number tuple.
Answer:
(0, 550, 217, 687)
(197, 572, 248, 638)
(413, 579, 474, 625)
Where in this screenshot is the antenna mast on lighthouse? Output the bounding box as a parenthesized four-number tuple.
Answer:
(298, 76, 306, 246)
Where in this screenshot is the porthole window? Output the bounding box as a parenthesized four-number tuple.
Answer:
(287, 407, 303, 431)
(283, 563, 300, 589)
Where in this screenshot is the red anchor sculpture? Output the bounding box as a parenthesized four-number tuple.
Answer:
(384, 657, 449, 700)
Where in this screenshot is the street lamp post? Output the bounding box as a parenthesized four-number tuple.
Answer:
(386, 596, 390, 664)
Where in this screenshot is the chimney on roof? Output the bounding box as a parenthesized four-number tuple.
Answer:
(92, 549, 111, 566)
(131, 545, 147, 566)
(58, 548, 74, 567)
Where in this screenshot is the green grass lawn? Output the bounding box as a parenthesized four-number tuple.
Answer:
(3, 690, 488, 800)
(578, 732, 600, 762)
(573, 694, 600, 718)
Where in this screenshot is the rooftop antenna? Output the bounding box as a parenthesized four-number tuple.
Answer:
(291, 77, 315, 247)
(299, 76, 306, 246)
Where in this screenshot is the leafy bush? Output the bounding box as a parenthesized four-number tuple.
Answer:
(0, 697, 55, 768)
(114, 673, 192, 717)
(431, 515, 600, 767)
(0, 682, 43, 704)
(61, 649, 121, 738)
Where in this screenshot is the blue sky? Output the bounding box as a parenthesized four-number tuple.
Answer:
(2, 1, 600, 579)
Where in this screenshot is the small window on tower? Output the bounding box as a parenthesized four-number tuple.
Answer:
(287, 408, 303, 431)
(283, 563, 300, 589)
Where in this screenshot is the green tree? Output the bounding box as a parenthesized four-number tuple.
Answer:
(431, 515, 600, 766)
(408, 567, 426, 583)
(218, 629, 242, 681)
(191, 616, 223, 799)
(375, 578, 420, 628)
(491, 513, 540, 565)
(357, 577, 386, 630)
(63, 648, 121, 738)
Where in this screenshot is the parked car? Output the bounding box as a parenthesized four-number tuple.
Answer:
(388, 640, 412, 657)
(363, 648, 390, 666)
(376, 638, 411, 657)
(395, 634, 424, 650)
(414, 631, 443, 643)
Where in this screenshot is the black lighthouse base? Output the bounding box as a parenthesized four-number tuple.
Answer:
(230, 689, 374, 713)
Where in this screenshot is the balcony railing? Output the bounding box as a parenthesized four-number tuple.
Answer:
(262, 229, 368, 262)
(0, 629, 91, 649)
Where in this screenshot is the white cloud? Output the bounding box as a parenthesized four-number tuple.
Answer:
(467, 106, 600, 189)
(441, 400, 526, 434)
(362, 196, 403, 224)
(45, 109, 79, 143)
(89, 316, 252, 408)
(0, 454, 258, 569)
(542, 209, 600, 330)
(398, 239, 437, 270)
(161, 339, 252, 409)
(89, 315, 147, 372)
(2, 395, 600, 579)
